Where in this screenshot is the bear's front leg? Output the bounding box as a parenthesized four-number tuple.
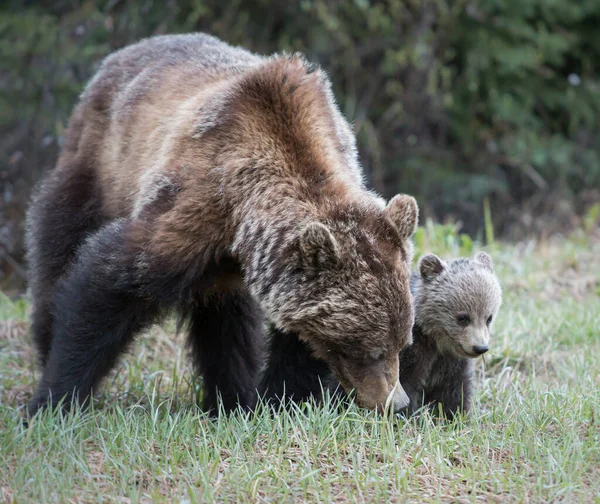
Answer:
(186, 290, 264, 414)
(27, 220, 161, 418)
(424, 357, 473, 419)
(258, 326, 337, 407)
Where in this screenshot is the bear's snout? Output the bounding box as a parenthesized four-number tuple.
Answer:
(330, 353, 408, 412)
(388, 380, 410, 412)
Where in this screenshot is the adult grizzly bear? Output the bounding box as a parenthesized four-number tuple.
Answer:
(25, 33, 418, 417)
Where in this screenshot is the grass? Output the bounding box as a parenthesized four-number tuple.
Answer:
(1, 223, 599, 503)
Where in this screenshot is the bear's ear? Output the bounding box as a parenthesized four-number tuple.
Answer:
(300, 222, 340, 269)
(383, 194, 419, 240)
(474, 251, 494, 273)
(419, 254, 445, 280)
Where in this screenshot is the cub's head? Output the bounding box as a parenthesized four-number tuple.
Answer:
(414, 252, 502, 358)
(271, 194, 419, 413)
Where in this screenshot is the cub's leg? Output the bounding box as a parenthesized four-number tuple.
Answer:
(187, 291, 264, 414)
(424, 359, 473, 418)
(27, 220, 161, 417)
(258, 326, 335, 406)
(400, 382, 428, 417)
(25, 167, 101, 366)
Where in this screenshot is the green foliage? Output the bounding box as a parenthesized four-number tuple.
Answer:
(0, 0, 599, 290)
(0, 291, 28, 321)
(450, 0, 600, 195)
(583, 203, 600, 232)
(483, 197, 495, 246)
(413, 220, 478, 261)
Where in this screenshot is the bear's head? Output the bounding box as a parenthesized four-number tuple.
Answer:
(270, 194, 419, 413)
(415, 252, 502, 358)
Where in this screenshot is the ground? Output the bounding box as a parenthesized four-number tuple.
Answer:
(1, 222, 599, 503)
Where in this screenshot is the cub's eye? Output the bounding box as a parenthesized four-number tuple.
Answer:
(456, 313, 471, 326)
(486, 315, 493, 326)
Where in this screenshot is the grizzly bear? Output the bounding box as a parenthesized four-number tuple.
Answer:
(25, 33, 419, 417)
(259, 251, 502, 418)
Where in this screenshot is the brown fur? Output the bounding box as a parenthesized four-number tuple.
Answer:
(259, 252, 503, 418)
(396, 252, 503, 416)
(26, 33, 418, 415)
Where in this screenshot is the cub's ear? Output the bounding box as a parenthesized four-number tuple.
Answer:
(474, 251, 494, 273)
(383, 194, 419, 240)
(300, 222, 340, 268)
(419, 254, 445, 280)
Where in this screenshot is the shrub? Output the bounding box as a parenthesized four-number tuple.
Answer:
(1, 0, 598, 291)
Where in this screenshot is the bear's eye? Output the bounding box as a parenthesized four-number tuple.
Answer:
(486, 315, 493, 326)
(456, 313, 471, 326)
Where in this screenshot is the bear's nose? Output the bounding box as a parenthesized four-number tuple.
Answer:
(391, 382, 410, 412)
(472, 345, 489, 355)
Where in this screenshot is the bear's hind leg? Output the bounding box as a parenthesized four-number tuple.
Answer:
(28, 220, 160, 417)
(25, 167, 102, 367)
(187, 291, 263, 414)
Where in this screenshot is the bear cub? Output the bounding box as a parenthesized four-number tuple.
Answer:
(259, 251, 503, 418)
(398, 251, 502, 416)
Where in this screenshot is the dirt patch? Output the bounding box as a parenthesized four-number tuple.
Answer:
(0, 320, 30, 352)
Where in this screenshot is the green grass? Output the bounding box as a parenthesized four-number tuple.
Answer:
(1, 225, 599, 503)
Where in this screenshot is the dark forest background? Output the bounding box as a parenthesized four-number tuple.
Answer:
(1, 0, 599, 293)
